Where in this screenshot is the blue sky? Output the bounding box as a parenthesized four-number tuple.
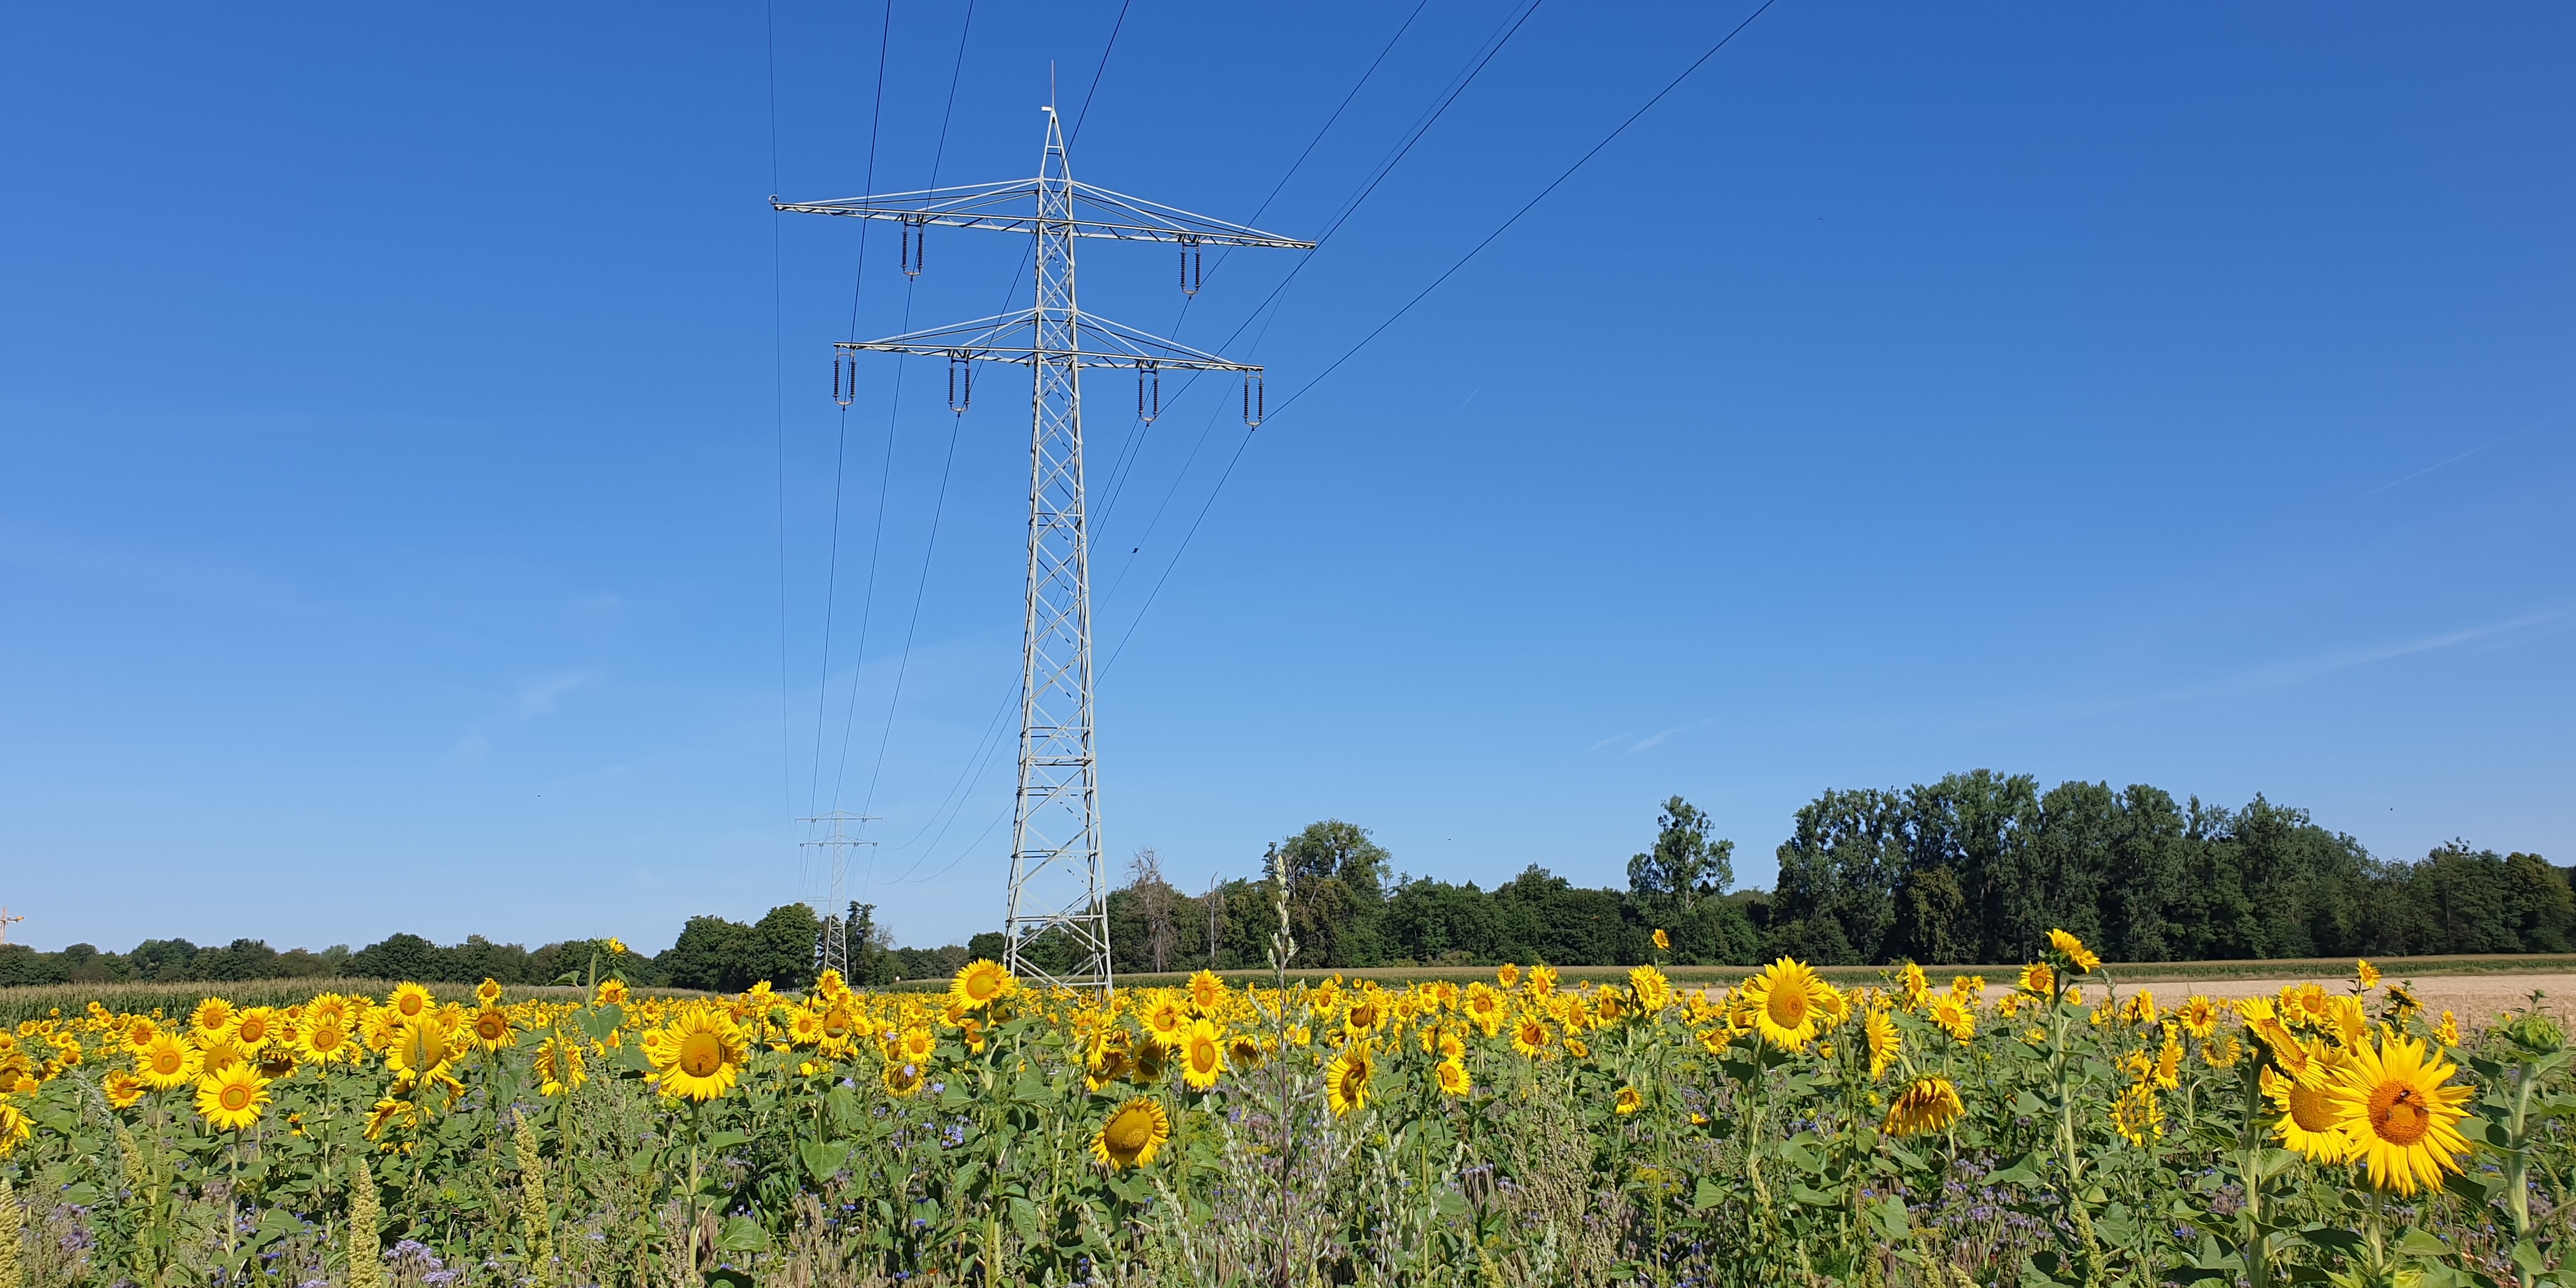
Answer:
(4, 3, 2571, 954)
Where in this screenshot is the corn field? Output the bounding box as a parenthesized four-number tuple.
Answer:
(0, 926, 2561, 1288)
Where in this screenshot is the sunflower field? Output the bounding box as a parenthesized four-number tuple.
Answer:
(0, 925, 2562, 1288)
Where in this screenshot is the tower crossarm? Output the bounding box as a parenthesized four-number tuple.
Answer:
(835, 308, 1261, 373)
(775, 178, 1313, 250)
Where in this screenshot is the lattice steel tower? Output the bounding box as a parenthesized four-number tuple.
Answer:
(778, 107, 1310, 991)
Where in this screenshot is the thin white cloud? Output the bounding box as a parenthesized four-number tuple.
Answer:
(2360, 410, 2568, 499)
(2146, 609, 2569, 705)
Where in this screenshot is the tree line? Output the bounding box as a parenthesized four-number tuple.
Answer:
(4, 769, 2564, 989)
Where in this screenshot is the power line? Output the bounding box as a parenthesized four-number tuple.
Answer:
(803, 0, 899, 819)
(765, 0, 799, 862)
(1107, 0, 1782, 671)
(1274, 0, 1779, 420)
(1067, 0, 1133, 148)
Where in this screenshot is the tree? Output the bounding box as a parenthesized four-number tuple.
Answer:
(1129, 847, 1178, 973)
(1275, 822, 1394, 967)
(350, 933, 446, 982)
(1628, 796, 1734, 907)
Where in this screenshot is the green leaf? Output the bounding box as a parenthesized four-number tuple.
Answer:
(703, 1129, 750, 1151)
(2394, 1229, 2453, 1260)
(716, 1216, 771, 1253)
(799, 1141, 852, 1182)
(1987, 1154, 2045, 1186)
(2442, 1169, 2497, 1205)
(1690, 1177, 1725, 1212)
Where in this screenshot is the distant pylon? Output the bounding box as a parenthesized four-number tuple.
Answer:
(799, 813, 876, 980)
(778, 107, 1311, 991)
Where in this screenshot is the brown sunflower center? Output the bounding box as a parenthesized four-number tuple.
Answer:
(313, 1023, 345, 1050)
(1106, 1108, 1154, 1154)
(153, 1049, 182, 1075)
(1189, 1037, 1219, 1073)
(221, 1083, 253, 1111)
(477, 1016, 508, 1041)
(1767, 986, 1809, 1030)
(679, 1032, 725, 1078)
(2367, 1082, 2432, 1146)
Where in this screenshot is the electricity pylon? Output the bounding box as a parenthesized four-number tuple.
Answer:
(799, 812, 876, 981)
(778, 107, 1310, 992)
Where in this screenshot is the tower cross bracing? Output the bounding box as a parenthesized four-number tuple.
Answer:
(778, 107, 1310, 992)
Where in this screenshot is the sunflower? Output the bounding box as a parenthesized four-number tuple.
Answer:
(1897, 961, 1929, 1010)
(1228, 1033, 1266, 1070)
(467, 1008, 517, 1053)
(2435, 1011, 2460, 1048)
(649, 1007, 746, 1103)
(2353, 959, 2380, 991)
(365, 1096, 420, 1143)
(1187, 970, 1228, 1016)
(2045, 929, 2101, 974)
(1931, 994, 1979, 1044)
(950, 959, 1018, 1012)
(534, 1034, 588, 1097)
(1178, 1019, 1226, 1092)
(1511, 1014, 1553, 1060)
(190, 996, 236, 1037)
(298, 1013, 356, 1065)
(136, 1033, 201, 1090)
(384, 1018, 454, 1081)
(230, 1007, 279, 1053)
(196, 1065, 270, 1132)
(1629, 964, 1672, 1014)
(1326, 1042, 1375, 1117)
(1614, 1086, 1643, 1115)
(1882, 1076, 1963, 1136)
(1865, 1009, 1901, 1080)
(896, 1025, 937, 1065)
(1091, 1096, 1170, 1170)
(2322, 1031, 2473, 1195)
(1344, 996, 1383, 1041)
(476, 977, 505, 1007)
(1738, 958, 1830, 1051)
(594, 978, 629, 1008)
(0, 1101, 29, 1157)
(196, 1033, 251, 1074)
(1526, 964, 1559, 996)
(2016, 962, 2055, 998)
(2112, 1083, 2165, 1146)
(1434, 1058, 1470, 1097)
(2176, 995, 2219, 1040)
(385, 982, 437, 1023)
(1463, 984, 1505, 1037)
(882, 1060, 926, 1098)
(1651, 928, 1671, 952)
(2258, 1065, 2352, 1161)
(1140, 993, 1191, 1051)
(102, 1069, 146, 1109)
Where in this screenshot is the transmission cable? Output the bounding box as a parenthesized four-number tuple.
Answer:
(804, 0, 899, 819)
(1106, 0, 1782, 674)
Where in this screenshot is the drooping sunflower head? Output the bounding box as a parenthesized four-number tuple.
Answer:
(534, 1033, 588, 1097)
(195, 1064, 270, 1132)
(949, 959, 1018, 1013)
(1434, 1058, 1470, 1097)
(1229, 1034, 1266, 1071)
(1090, 1096, 1170, 1170)
(1325, 1042, 1374, 1117)
(103, 1069, 146, 1109)
(2111, 1083, 2165, 1147)
(2325, 1032, 2473, 1195)
(2045, 929, 2101, 974)
(1882, 1076, 1963, 1137)
(2262, 1065, 2352, 1162)
(1628, 964, 1671, 1014)
(1179, 1019, 1226, 1091)
(881, 1059, 925, 1099)
(385, 1017, 453, 1080)
(1593, 991, 1627, 1026)
(1865, 1009, 1901, 1080)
